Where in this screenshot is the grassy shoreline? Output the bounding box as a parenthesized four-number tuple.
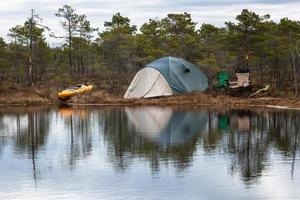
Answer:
(1, 89, 300, 110)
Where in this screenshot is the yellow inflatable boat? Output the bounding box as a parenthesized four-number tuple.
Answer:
(57, 84, 93, 100)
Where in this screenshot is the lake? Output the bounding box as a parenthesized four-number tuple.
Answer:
(0, 106, 299, 200)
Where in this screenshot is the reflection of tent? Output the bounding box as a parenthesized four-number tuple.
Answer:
(126, 107, 173, 136)
(124, 57, 208, 98)
(125, 107, 208, 145)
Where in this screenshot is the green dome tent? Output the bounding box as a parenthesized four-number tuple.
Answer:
(124, 56, 208, 98)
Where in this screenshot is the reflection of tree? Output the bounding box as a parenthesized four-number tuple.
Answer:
(267, 111, 300, 179)
(0, 106, 299, 185)
(103, 107, 300, 181)
(14, 112, 50, 155)
(103, 109, 132, 170)
(202, 112, 224, 151)
(0, 107, 52, 182)
(198, 110, 269, 183)
(0, 116, 6, 156)
(206, 109, 300, 184)
(269, 111, 299, 154)
(227, 112, 269, 183)
(60, 106, 94, 168)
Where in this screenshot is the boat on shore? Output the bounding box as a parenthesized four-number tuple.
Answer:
(57, 84, 93, 100)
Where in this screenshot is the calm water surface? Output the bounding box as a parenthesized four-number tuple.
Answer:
(0, 106, 299, 200)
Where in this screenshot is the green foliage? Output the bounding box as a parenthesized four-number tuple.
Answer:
(55, 5, 97, 75)
(6, 12, 50, 85)
(160, 12, 200, 60)
(137, 12, 201, 64)
(55, 4, 78, 40)
(225, 9, 271, 67)
(104, 12, 137, 33)
(199, 23, 225, 65)
(0, 37, 6, 58)
(98, 13, 138, 72)
(0, 37, 9, 73)
(1, 7, 300, 96)
(139, 19, 167, 60)
(8, 23, 44, 46)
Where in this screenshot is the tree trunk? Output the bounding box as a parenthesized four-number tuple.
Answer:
(28, 9, 34, 86)
(291, 50, 298, 98)
(80, 55, 84, 74)
(68, 20, 73, 75)
(91, 55, 94, 73)
(296, 46, 300, 57)
(260, 55, 263, 85)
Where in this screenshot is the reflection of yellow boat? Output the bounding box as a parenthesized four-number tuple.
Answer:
(57, 84, 93, 100)
(58, 106, 88, 118)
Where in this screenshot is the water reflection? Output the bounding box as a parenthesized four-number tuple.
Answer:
(0, 106, 299, 199)
(125, 107, 208, 145)
(58, 106, 94, 168)
(0, 106, 51, 182)
(103, 107, 208, 172)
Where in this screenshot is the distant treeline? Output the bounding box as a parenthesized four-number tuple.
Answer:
(0, 5, 300, 96)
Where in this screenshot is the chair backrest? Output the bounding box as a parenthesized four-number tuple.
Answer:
(236, 73, 250, 87)
(218, 71, 229, 86)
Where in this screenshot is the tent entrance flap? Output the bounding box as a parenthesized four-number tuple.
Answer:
(124, 67, 172, 99)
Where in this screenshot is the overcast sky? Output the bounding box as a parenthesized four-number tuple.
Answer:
(1, 0, 300, 45)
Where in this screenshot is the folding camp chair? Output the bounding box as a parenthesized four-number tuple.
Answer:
(213, 71, 229, 90)
(229, 70, 251, 89)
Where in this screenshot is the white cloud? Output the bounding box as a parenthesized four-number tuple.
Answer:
(0, 0, 300, 44)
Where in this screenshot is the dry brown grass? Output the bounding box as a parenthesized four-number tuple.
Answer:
(0, 90, 50, 105)
(66, 90, 300, 109)
(1, 86, 300, 109)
